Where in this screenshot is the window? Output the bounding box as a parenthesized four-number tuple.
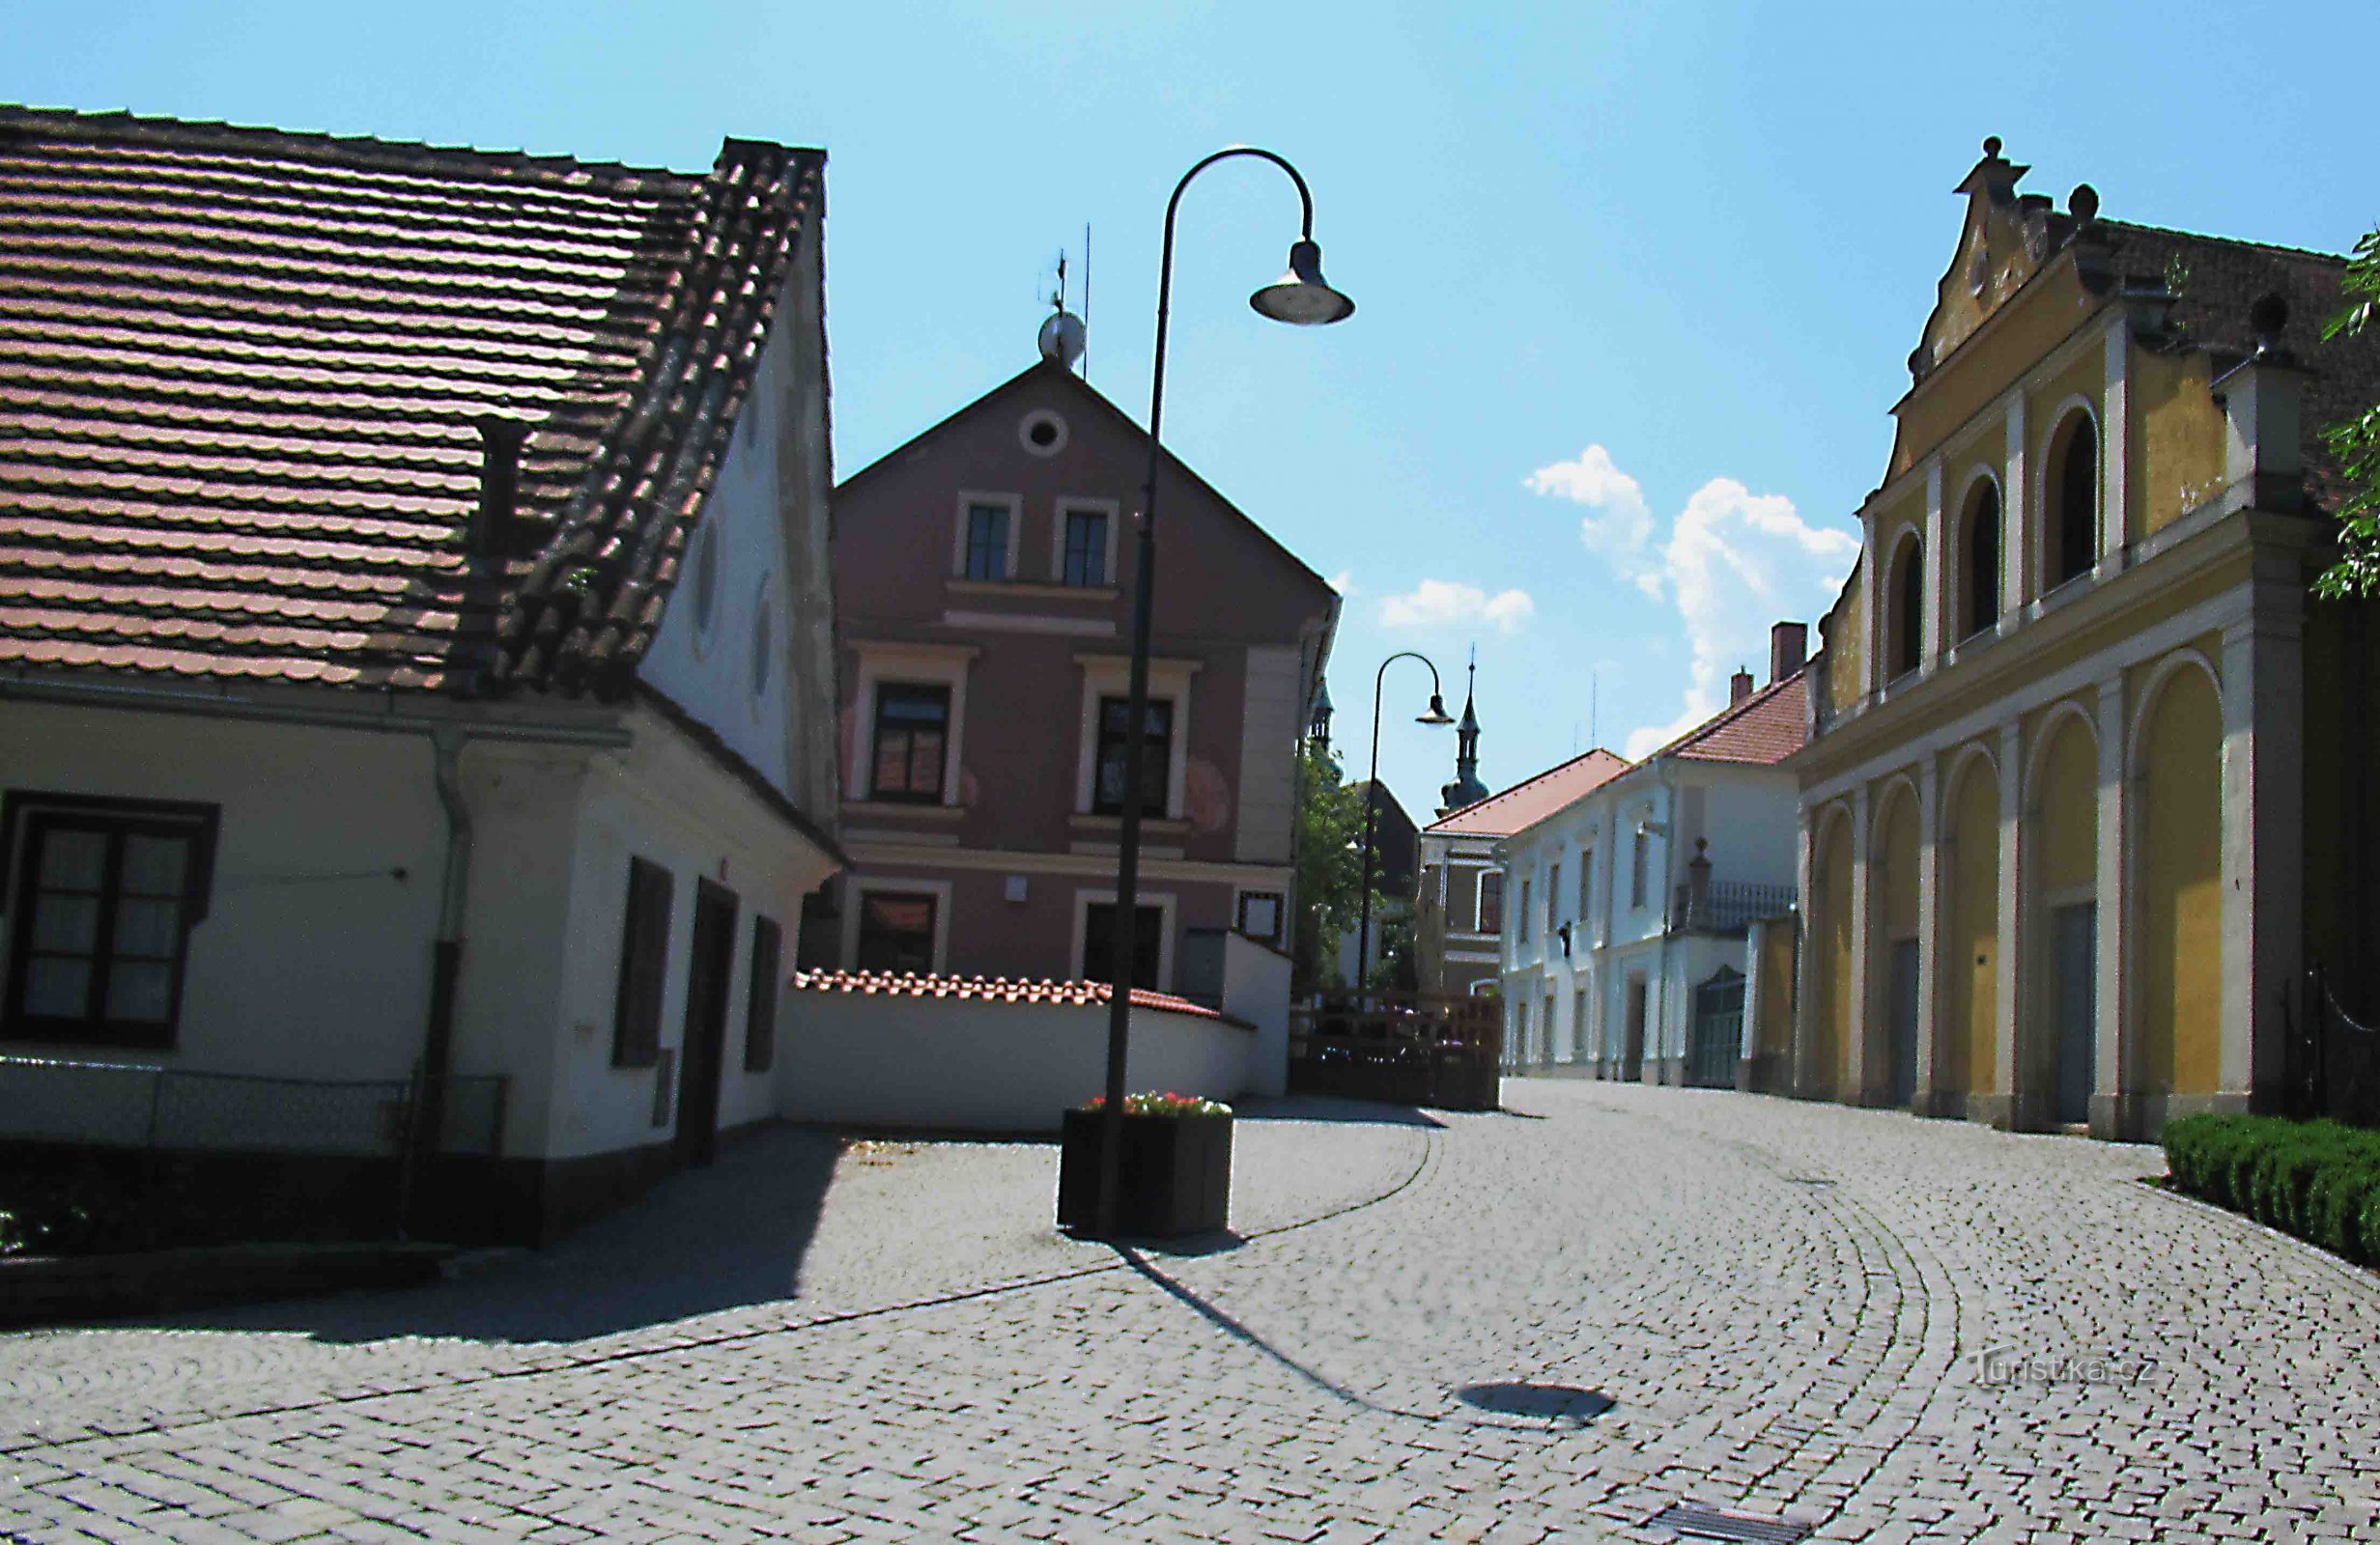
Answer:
(1631, 829, 1650, 909)
(1963, 480, 2000, 639)
(856, 890, 937, 974)
(1477, 872, 1504, 934)
(1579, 851, 1594, 923)
(870, 684, 950, 802)
(1888, 532, 1924, 679)
(1093, 696, 1174, 816)
(1062, 508, 1109, 586)
(1084, 902, 1163, 991)
(1518, 880, 1532, 941)
(2050, 412, 2098, 589)
(964, 501, 1010, 580)
(1546, 862, 1561, 930)
(1236, 890, 1283, 943)
(3, 796, 217, 1049)
(611, 857, 673, 1068)
(744, 914, 781, 1073)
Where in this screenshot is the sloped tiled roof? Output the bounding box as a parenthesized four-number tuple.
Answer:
(1424, 748, 1629, 838)
(789, 969, 1239, 1025)
(0, 105, 824, 696)
(1650, 669, 1807, 766)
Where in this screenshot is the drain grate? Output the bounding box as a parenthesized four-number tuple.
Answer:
(1646, 1503, 1812, 1543)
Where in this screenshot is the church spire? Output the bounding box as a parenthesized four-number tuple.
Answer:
(1437, 653, 1488, 816)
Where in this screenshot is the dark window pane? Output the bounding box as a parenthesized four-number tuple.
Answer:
(1084, 903, 1164, 991)
(965, 504, 1009, 580)
(856, 891, 937, 974)
(871, 684, 950, 801)
(1063, 510, 1108, 586)
(1478, 872, 1503, 934)
(1092, 695, 1173, 816)
(745, 915, 781, 1073)
(612, 857, 673, 1067)
(7, 806, 214, 1048)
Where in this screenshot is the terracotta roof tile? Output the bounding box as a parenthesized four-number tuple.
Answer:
(1653, 669, 1808, 766)
(789, 969, 1235, 1024)
(0, 105, 824, 696)
(1424, 748, 1630, 838)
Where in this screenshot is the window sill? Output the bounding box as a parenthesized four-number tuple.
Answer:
(1070, 811, 1191, 836)
(842, 800, 967, 820)
(946, 578, 1119, 603)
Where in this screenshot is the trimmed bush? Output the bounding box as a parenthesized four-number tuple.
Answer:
(2163, 1114, 2380, 1265)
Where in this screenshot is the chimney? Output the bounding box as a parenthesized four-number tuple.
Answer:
(1769, 620, 1808, 685)
(468, 416, 531, 556)
(1730, 667, 1754, 707)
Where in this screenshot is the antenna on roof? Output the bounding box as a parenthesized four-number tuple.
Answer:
(1037, 246, 1087, 370)
(1082, 222, 1092, 383)
(1590, 669, 1599, 748)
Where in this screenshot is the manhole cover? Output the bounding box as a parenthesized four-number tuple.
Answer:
(1452, 1382, 1613, 1423)
(1647, 1503, 1812, 1543)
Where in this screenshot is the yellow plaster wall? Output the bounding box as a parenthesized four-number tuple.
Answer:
(2131, 345, 2227, 539)
(1943, 754, 1999, 1095)
(2030, 709, 2098, 896)
(2135, 660, 2224, 1095)
(1824, 582, 1865, 718)
(1877, 786, 1921, 939)
(1759, 920, 1796, 1060)
(1813, 813, 1854, 1097)
(1889, 265, 2104, 481)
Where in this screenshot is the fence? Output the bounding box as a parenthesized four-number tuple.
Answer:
(2290, 961, 2380, 1129)
(1288, 990, 1502, 1110)
(1672, 879, 1798, 936)
(0, 1056, 505, 1157)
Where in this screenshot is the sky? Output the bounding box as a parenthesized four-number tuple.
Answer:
(10, 1, 2376, 821)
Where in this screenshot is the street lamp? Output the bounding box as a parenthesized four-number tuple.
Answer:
(1356, 652, 1454, 992)
(1094, 147, 1353, 1240)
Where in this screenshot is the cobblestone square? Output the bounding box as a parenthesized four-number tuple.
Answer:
(5, 1083, 2377, 1543)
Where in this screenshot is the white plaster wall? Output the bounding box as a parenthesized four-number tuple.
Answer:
(1233, 645, 1303, 864)
(1221, 930, 1291, 1097)
(0, 700, 446, 1083)
(778, 993, 1260, 1134)
(1694, 766, 1799, 888)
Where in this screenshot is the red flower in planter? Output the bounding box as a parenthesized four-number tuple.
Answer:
(1079, 1091, 1232, 1117)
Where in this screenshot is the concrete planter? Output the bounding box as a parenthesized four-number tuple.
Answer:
(1056, 1110, 1232, 1237)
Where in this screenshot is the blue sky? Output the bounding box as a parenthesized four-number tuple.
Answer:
(12, 1, 2375, 819)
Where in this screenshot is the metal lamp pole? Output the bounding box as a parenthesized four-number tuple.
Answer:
(1092, 147, 1353, 1240)
(1356, 652, 1453, 992)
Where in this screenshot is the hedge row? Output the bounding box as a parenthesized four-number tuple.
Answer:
(2163, 1113, 2380, 1264)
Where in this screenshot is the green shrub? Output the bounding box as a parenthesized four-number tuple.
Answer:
(2164, 1114, 2380, 1265)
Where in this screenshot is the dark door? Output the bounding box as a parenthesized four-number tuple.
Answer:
(1688, 969, 1745, 1088)
(2054, 903, 2097, 1127)
(1888, 938, 1921, 1109)
(1085, 903, 1164, 991)
(1622, 977, 1647, 1082)
(674, 880, 738, 1167)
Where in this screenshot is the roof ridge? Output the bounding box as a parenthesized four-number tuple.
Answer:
(1423, 745, 1628, 832)
(2097, 218, 2349, 269)
(1654, 665, 1807, 758)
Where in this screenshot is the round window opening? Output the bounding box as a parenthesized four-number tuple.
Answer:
(1019, 409, 1068, 457)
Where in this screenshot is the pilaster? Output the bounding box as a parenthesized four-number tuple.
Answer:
(2221, 575, 2305, 1110)
(1791, 804, 1823, 1097)
(2091, 674, 2135, 1138)
(2000, 394, 2027, 629)
(1921, 460, 1947, 671)
(2099, 320, 2130, 577)
(1912, 756, 1945, 1113)
(1847, 781, 1876, 1104)
(1984, 720, 2024, 1128)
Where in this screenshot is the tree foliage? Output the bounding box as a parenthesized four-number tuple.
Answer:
(2316, 229, 2380, 600)
(1290, 743, 1366, 993)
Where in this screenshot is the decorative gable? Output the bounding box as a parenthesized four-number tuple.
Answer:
(1909, 138, 2104, 384)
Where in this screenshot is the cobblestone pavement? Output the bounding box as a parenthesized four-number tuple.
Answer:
(5, 1082, 2378, 1544)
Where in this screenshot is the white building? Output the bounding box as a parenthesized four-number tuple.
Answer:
(0, 110, 842, 1244)
(1496, 629, 1809, 1085)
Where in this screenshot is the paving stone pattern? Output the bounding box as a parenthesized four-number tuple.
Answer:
(3, 1085, 2376, 1543)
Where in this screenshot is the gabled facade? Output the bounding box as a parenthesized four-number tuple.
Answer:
(0, 108, 843, 1242)
(1791, 139, 2380, 1138)
(1496, 631, 1808, 1084)
(819, 356, 1337, 1007)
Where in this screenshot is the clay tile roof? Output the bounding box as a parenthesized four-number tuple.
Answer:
(1423, 748, 1630, 838)
(0, 105, 824, 696)
(1652, 668, 1808, 766)
(787, 969, 1240, 1025)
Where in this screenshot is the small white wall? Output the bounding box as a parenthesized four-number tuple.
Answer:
(1221, 930, 1291, 1097)
(779, 992, 1259, 1134)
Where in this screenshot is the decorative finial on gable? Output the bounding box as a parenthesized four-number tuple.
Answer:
(1982, 135, 2002, 158)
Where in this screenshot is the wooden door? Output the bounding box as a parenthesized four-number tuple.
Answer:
(674, 880, 738, 1167)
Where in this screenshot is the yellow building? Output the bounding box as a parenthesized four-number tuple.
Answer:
(1790, 139, 2380, 1139)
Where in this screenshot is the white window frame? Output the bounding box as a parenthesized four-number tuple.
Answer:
(951, 491, 1024, 581)
(840, 876, 954, 975)
(1232, 886, 1285, 945)
(1051, 497, 1121, 588)
(1069, 887, 1177, 993)
(849, 641, 979, 807)
(1072, 653, 1201, 819)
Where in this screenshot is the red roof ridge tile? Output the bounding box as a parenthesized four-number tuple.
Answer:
(1423, 747, 1631, 837)
(788, 969, 1234, 1024)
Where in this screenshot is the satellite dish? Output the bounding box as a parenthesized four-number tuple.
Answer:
(1038, 310, 1086, 368)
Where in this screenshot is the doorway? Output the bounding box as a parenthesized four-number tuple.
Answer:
(1622, 975, 1647, 1082)
(1886, 938, 1920, 1109)
(2053, 903, 2096, 1127)
(674, 879, 739, 1167)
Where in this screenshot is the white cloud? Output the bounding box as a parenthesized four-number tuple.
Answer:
(1377, 578, 1536, 635)
(1617, 475, 1858, 757)
(1525, 444, 1662, 597)
(1329, 570, 1355, 596)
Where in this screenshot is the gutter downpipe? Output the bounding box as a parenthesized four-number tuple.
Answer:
(1655, 755, 1680, 1086)
(396, 725, 472, 1236)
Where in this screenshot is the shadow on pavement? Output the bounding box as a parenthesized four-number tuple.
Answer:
(148, 1125, 842, 1346)
(1233, 1096, 1446, 1129)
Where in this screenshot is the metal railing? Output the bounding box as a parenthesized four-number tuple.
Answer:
(1673, 880, 1798, 935)
(1288, 989, 1502, 1110)
(0, 1056, 505, 1158)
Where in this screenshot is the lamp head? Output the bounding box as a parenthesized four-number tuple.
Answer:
(1417, 693, 1455, 726)
(1250, 239, 1355, 325)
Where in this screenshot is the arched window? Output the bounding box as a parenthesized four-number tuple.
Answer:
(2047, 412, 2098, 590)
(1888, 533, 1924, 680)
(1962, 480, 2000, 640)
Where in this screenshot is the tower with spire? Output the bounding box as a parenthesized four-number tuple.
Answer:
(1436, 656, 1488, 816)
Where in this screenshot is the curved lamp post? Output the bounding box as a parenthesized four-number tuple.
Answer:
(1356, 652, 1454, 990)
(1095, 147, 1352, 1240)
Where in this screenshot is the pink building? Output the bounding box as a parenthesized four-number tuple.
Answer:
(814, 352, 1338, 1002)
